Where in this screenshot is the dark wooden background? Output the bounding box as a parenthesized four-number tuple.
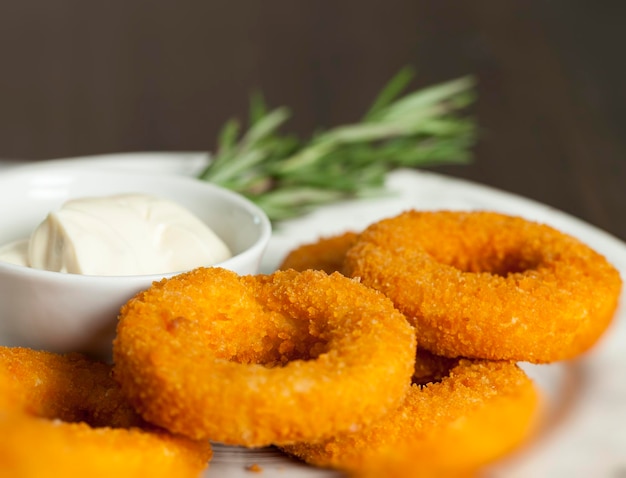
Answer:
(1, 1, 625, 240)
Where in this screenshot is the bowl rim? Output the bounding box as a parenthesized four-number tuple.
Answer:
(0, 165, 272, 281)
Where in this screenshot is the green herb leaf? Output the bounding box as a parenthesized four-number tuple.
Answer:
(364, 65, 415, 121)
(198, 67, 478, 222)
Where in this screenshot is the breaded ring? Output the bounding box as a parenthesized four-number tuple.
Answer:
(278, 231, 359, 274)
(282, 350, 540, 477)
(113, 267, 416, 447)
(344, 210, 622, 362)
(0, 347, 212, 478)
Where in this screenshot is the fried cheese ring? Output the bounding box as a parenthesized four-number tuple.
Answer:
(344, 210, 622, 363)
(113, 267, 416, 447)
(282, 350, 540, 477)
(0, 347, 212, 478)
(278, 231, 359, 274)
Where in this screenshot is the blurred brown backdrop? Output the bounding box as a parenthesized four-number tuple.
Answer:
(1, 1, 625, 240)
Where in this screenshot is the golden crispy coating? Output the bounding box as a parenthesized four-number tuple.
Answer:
(278, 231, 359, 274)
(113, 267, 416, 447)
(344, 210, 622, 362)
(0, 347, 212, 478)
(282, 350, 540, 476)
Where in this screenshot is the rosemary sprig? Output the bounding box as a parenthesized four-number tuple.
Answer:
(198, 66, 477, 221)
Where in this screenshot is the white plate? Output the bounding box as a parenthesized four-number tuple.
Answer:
(1, 153, 625, 478)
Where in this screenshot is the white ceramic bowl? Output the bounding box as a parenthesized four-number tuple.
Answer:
(0, 165, 272, 358)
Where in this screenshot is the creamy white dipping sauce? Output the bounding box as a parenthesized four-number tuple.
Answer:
(0, 194, 232, 276)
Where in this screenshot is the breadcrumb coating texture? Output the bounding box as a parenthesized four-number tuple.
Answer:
(279, 231, 359, 274)
(0, 347, 212, 478)
(113, 267, 416, 447)
(344, 210, 622, 362)
(282, 351, 540, 476)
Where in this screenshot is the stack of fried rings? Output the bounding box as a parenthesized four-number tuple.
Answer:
(283, 210, 622, 363)
(0, 347, 212, 478)
(113, 267, 417, 447)
(277, 209, 621, 474)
